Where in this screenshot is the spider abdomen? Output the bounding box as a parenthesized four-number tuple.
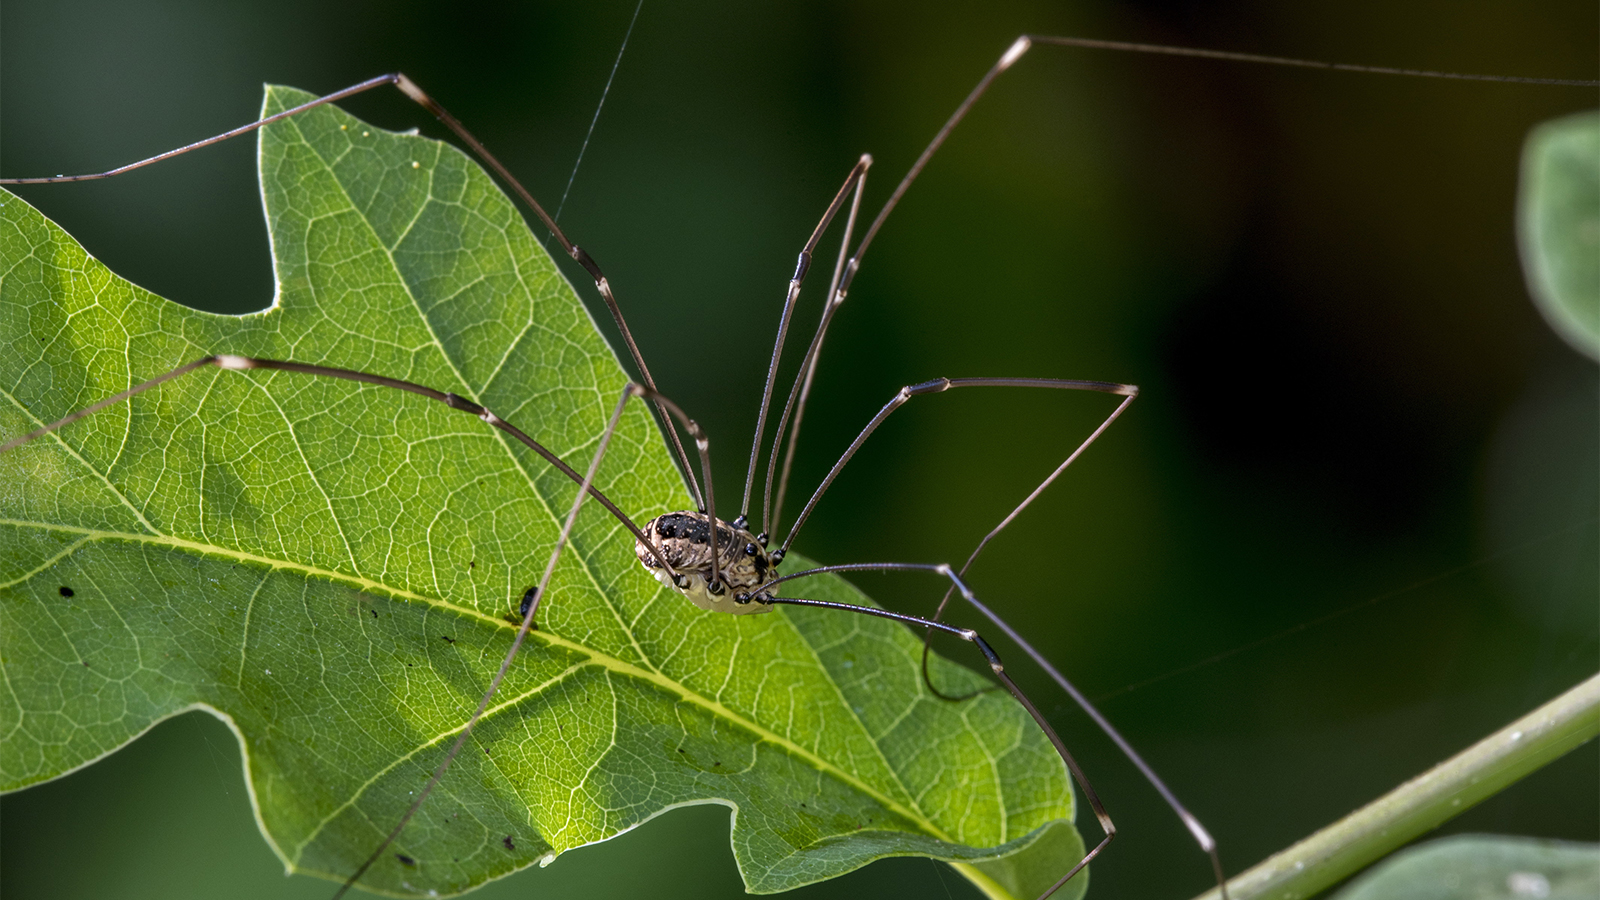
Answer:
(636, 511, 776, 615)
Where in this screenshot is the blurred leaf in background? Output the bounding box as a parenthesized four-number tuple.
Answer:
(1517, 111, 1600, 361)
(1329, 834, 1600, 900)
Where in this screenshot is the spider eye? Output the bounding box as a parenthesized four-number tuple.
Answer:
(745, 543, 758, 556)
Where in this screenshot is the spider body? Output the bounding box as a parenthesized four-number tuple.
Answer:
(636, 511, 778, 614)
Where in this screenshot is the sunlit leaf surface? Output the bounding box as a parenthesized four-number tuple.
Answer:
(0, 87, 1077, 898)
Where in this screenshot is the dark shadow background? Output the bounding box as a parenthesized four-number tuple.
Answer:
(1, 1, 1596, 898)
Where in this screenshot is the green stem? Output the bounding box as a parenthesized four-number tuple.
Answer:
(1191, 671, 1600, 900)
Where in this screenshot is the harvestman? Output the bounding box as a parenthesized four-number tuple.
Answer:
(3, 34, 1593, 900)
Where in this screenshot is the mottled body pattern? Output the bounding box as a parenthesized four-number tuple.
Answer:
(635, 512, 777, 614)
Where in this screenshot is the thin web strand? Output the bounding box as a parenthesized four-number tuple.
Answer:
(555, 0, 646, 223)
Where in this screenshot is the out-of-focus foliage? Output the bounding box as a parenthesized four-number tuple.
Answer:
(1330, 835, 1600, 900)
(1518, 111, 1600, 360)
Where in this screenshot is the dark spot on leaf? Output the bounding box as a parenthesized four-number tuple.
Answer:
(58, 586, 74, 598)
(82, 661, 89, 667)
(395, 853, 416, 867)
(713, 761, 720, 767)
(441, 635, 455, 644)
(469, 560, 476, 569)
(676, 748, 684, 753)
(502, 835, 515, 851)
(370, 609, 378, 618)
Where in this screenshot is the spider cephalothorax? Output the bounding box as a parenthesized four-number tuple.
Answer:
(635, 511, 777, 614)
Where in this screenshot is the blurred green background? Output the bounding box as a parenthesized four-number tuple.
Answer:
(1, 1, 1595, 898)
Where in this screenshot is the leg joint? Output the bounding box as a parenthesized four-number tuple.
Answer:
(906, 377, 952, 396)
(572, 245, 605, 284)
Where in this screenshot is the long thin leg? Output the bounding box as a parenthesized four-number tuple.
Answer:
(332, 382, 643, 898)
(737, 155, 871, 530)
(754, 41, 1049, 530)
(814, 36, 1597, 318)
(9, 45, 1586, 513)
(0, 355, 681, 577)
(775, 377, 1136, 562)
(757, 248, 859, 539)
(764, 589, 1114, 900)
(0, 73, 708, 513)
(920, 388, 1137, 701)
(759, 561, 1228, 899)
(2, 358, 692, 893)
(752, 39, 1597, 539)
(768, 158, 868, 540)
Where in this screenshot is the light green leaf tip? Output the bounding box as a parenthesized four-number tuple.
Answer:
(0, 86, 1078, 897)
(1329, 835, 1600, 900)
(1517, 110, 1600, 361)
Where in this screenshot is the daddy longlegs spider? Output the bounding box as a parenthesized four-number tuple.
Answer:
(2, 25, 1594, 900)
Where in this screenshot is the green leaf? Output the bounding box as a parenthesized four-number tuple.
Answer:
(1517, 110, 1600, 361)
(0, 87, 1077, 897)
(1328, 835, 1600, 900)
(964, 820, 1088, 900)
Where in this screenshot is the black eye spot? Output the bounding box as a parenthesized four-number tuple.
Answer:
(745, 543, 757, 556)
(59, 586, 74, 597)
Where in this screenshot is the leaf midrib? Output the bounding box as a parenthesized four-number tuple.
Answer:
(1, 517, 958, 848)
